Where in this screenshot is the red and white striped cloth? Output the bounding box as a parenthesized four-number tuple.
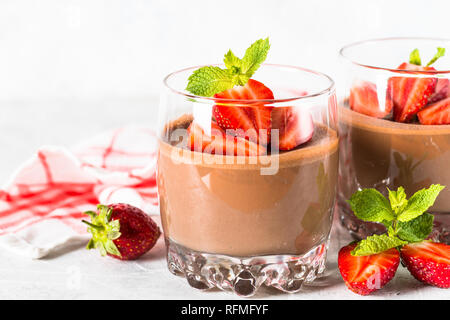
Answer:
(0, 126, 159, 259)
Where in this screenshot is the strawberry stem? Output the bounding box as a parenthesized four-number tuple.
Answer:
(81, 219, 104, 230)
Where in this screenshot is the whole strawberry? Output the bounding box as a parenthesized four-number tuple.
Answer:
(401, 241, 450, 289)
(82, 203, 161, 260)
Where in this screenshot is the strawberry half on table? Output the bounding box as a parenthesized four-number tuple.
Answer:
(338, 243, 400, 295)
(82, 204, 161, 260)
(401, 241, 450, 288)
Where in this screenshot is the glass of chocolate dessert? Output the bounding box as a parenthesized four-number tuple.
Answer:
(157, 39, 338, 296)
(339, 37, 450, 243)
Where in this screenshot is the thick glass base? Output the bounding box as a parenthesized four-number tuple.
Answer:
(339, 198, 450, 244)
(165, 238, 329, 297)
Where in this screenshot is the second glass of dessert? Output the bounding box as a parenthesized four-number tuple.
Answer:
(339, 38, 450, 243)
(158, 39, 338, 296)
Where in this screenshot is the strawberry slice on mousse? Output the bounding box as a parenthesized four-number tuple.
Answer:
(417, 96, 450, 125)
(187, 121, 265, 156)
(213, 79, 274, 146)
(387, 62, 438, 122)
(271, 106, 314, 151)
(349, 81, 393, 118)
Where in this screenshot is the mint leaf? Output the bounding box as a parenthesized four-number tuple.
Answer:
(397, 213, 434, 242)
(388, 186, 408, 215)
(397, 184, 445, 222)
(409, 48, 422, 66)
(241, 38, 270, 78)
(186, 66, 235, 97)
(351, 234, 407, 256)
(347, 189, 395, 223)
(186, 38, 270, 96)
(223, 50, 242, 72)
(426, 47, 445, 67)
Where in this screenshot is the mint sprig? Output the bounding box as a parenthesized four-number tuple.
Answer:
(409, 47, 446, 67)
(349, 184, 445, 256)
(186, 38, 270, 97)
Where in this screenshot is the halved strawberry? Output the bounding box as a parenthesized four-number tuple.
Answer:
(428, 78, 450, 104)
(387, 63, 437, 122)
(349, 81, 393, 118)
(418, 97, 450, 125)
(213, 79, 274, 145)
(187, 122, 224, 152)
(271, 106, 314, 151)
(401, 241, 450, 288)
(187, 121, 265, 156)
(206, 135, 266, 156)
(338, 243, 400, 295)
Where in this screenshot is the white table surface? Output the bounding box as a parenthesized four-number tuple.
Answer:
(0, 100, 448, 300)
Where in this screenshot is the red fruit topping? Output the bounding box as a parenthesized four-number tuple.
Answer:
(428, 78, 450, 104)
(338, 243, 400, 295)
(187, 121, 265, 156)
(271, 106, 314, 151)
(206, 134, 266, 156)
(83, 204, 161, 261)
(418, 97, 450, 125)
(401, 241, 450, 288)
(213, 79, 274, 145)
(388, 63, 437, 122)
(349, 81, 393, 118)
(187, 122, 224, 152)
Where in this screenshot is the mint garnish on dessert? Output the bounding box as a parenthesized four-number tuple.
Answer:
(186, 38, 270, 97)
(347, 184, 445, 256)
(409, 47, 446, 67)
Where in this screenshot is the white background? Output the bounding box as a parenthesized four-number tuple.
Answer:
(1, 0, 449, 102)
(1, 0, 450, 300)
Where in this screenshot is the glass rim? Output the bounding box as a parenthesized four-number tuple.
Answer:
(163, 63, 335, 104)
(339, 37, 450, 74)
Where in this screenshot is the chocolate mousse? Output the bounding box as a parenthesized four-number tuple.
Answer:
(158, 114, 339, 257)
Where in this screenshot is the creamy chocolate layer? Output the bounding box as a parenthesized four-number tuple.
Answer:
(158, 115, 339, 257)
(339, 106, 450, 212)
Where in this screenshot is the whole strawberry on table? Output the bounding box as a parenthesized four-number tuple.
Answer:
(82, 203, 161, 260)
(338, 184, 450, 295)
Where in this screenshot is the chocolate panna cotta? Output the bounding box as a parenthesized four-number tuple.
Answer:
(339, 45, 450, 241)
(158, 114, 338, 256)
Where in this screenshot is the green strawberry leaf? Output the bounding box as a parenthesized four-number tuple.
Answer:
(397, 184, 445, 222)
(351, 234, 407, 256)
(347, 189, 395, 223)
(397, 213, 434, 242)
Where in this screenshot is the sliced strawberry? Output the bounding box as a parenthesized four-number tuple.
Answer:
(428, 78, 450, 104)
(418, 97, 450, 125)
(338, 243, 400, 295)
(187, 122, 224, 152)
(387, 63, 437, 122)
(206, 134, 266, 156)
(401, 241, 450, 288)
(349, 81, 393, 118)
(213, 79, 274, 145)
(187, 121, 265, 156)
(271, 106, 314, 151)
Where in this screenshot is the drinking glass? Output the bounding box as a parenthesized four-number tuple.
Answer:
(158, 64, 338, 296)
(338, 38, 450, 243)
